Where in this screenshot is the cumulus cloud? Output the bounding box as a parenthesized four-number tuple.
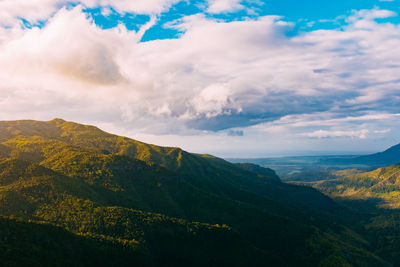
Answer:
(347, 7, 397, 22)
(1, 6, 127, 84)
(0, 0, 180, 26)
(80, 0, 181, 15)
(0, 0, 62, 26)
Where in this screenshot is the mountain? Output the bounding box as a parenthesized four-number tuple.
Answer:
(227, 143, 400, 182)
(314, 163, 400, 209)
(352, 143, 400, 166)
(313, 163, 400, 266)
(233, 163, 281, 182)
(315, 143, 400, 168)
(0, 119, 389, 266)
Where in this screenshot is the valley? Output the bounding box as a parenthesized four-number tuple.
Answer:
(230, 143, 400, 267)
(227, 155, 372, 182)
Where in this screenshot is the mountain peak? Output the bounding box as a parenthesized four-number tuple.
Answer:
(49, 118, 66, 123)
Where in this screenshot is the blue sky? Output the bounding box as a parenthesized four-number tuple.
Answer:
(0, 0, 400, 157)
(82, 0, 400, 41)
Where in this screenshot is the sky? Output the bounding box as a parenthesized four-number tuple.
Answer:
(1, 0, 400, 157)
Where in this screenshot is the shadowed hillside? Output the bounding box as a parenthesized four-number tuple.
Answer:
(0, 216, 151, 267)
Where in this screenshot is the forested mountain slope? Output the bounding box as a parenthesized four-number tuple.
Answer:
(313, 163, 400, 265)
(0, 119, 389, 266)
(0, 215, 151, 267)
(315, 163, 400, 209)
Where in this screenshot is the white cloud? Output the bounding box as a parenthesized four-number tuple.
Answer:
(100, 6, 113, 17)
(190, 83, 233, 118)
(0, 0, 62, 26)
(80, 0, 181, 15)
(301, 129, 369, 139)
(347, 7, 397, 22)
(374, 129, 391, 134)
(273, 113, 400, 128)
(0, 0, 181, 26)
(207, 0, 245, 14)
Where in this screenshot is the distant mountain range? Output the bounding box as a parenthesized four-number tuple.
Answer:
(230, 143, 400, 168)
(227, 143, 400, 182)
(314, 143, 400, 167)
(352, 143, 400, 166)
(0, 119, 392, 266)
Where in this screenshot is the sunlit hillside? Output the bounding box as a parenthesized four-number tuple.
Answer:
(0, 119, 388, 266)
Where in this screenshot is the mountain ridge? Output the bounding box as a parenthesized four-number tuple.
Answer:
(314, 163, 400, 209)
(0, 118, 389, 266)
(353, 143, 400, 166)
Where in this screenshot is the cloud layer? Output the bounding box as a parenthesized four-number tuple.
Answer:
(0, 3, 399, 155)
(0, 0, 179, 26)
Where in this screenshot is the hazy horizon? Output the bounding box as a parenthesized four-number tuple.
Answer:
(63, 118, 396, 158)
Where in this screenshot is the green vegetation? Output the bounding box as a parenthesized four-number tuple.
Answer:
(0, 215, 150, 267)
(0, 119, 392, 266)
(315, 164, 400, 209)
(313, 164, 400, 266)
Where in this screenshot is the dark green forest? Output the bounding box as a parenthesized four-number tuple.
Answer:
(0, 119, 397, 266)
